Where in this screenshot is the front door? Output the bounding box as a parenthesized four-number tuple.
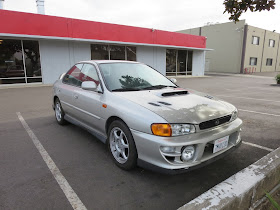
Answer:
(72, 63, 105, 136)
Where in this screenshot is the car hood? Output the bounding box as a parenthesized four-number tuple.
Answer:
(113, 88, 235, 124)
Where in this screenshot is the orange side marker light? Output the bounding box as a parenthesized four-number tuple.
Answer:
(102, 104, 107, 108)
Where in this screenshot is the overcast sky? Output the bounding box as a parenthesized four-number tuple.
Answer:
(4, 0, 280, 32)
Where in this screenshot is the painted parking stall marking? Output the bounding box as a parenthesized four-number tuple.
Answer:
(17, 112, 87, 210)
(242, 141, 274, 152)
(215, 95, 280, 103)
(238, 109, 280, 117)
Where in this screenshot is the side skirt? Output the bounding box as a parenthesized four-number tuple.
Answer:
(64, 114, 107, 144)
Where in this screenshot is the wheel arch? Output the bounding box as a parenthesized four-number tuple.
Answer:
(105, 116, 129, 137)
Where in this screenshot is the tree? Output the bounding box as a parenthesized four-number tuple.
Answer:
(223, 0, 276, 22)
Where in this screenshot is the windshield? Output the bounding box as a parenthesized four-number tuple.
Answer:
(99, 63, 177, 91)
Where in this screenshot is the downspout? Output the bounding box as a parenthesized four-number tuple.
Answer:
(275, 34, 280, 72)
(240, 24, 248, 73)
(260, 30, 267, 72)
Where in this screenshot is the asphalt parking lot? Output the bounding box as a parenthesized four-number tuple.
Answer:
(0, 74, 279, 210)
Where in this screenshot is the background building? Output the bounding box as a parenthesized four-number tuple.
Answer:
(0, 7, 208, 85)
(178, 20, 280, 73)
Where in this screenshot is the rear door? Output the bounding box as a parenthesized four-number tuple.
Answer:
(58, 64, 83, 115)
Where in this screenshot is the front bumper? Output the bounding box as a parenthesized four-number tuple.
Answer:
(131, 118, 242, 173)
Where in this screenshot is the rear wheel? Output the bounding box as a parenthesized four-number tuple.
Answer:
(108, 120, 137, 170)
(54, 98, 67, 125)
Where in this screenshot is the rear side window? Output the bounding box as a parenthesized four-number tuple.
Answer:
(63, 64, 83, 86)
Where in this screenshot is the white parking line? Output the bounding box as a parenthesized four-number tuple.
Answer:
(239, 109, 280, 117)
(242, 141, 274, 152)
(17, 112, 87, 210)
(215, 95, 280, 103)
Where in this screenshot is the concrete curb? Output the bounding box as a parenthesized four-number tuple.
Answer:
(0, 83, 52, 90)
(205, 72, 276, 79)
(178, 147, 280, 210)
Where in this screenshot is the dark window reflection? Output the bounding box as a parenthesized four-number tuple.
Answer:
(0, 39, 24, 78)
(126, 46, 136, 61)
(110, 45, 125, 60)
(166, 49, 193, 76)
(63, 64, 83, 87)
(91, 44, 109, 60)
(0, 78, 26, 84)
(187, 51, 193, 75)
(91, 44, 137, 61)
(166, 49, 176, 75)
(23, 40, 41, 77)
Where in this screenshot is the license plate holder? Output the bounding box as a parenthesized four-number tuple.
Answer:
(213, 136, 229, 153)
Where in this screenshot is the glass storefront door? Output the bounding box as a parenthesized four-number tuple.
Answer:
(0, 39, 42, 85)
(166, 49, 193, 76)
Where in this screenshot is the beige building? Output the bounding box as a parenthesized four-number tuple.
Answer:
(178, 20, 280, 73)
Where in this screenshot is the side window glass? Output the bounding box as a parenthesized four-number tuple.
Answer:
(80, 64, 100, 86)
(63, 64, 83, 86)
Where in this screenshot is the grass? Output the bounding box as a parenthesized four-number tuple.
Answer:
(265, 192, 280, 210)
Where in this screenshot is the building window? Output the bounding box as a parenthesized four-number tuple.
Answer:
(249, 57, 257, 66)
(166, 49, 177, 76)
(0, 39, 42, 85)
(266, 58, 273, 66)
(109, 45, 125, 60)
(269, 39, 275, 47)
(252, 36, 260, 45)
(166, 49, 193, 76)
(126, 46, 136, 61)
(91, 44, 136, 61)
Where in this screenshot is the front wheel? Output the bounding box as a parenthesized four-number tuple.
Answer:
(108, 120, 137, 170)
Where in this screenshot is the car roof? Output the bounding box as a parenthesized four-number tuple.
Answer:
(78, 60, 140, 65)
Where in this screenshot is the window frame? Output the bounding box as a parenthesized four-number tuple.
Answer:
(266, 58, 273, 66)
(269, 39, 275, 48)
(249, 57, 258, 66)
(252, 36, 260, 45)
(63, 62, 104, 92)
(91, 44, 137, 61)
(62, 64, 84, 87)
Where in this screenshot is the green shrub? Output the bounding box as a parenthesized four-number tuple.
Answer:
(276, 74, 280, 84)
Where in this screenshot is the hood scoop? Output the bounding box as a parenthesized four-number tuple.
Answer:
(161, 91, 188, 97)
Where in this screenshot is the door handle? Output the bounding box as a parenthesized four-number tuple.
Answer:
(74, 95, 78, 99)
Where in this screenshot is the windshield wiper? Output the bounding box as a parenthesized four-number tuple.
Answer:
(111, 88, 141, 92)
(141, 85, 176, 90)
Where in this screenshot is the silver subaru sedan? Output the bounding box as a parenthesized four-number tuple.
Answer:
(52, 60, 242, 174)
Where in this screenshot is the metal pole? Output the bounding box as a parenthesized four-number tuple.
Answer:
(21, 40, 28, 83)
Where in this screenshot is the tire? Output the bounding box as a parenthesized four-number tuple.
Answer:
(108, 120, 138, 170)
(54, 98, 68, 125)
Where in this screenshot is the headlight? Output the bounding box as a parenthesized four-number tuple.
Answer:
(151, 123, 195, 137)
(231, 109, 238, 121)
(171, 124, 196, 136)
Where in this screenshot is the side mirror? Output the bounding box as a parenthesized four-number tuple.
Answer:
(81, 81, 97, 91)
(170, 78, 177, 84)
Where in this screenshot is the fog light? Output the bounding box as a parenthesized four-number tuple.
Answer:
(160, 146, 176, 153)
(181, 146, 195, 161)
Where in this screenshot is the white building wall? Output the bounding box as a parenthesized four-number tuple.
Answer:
(40, 40, 90, 84)
(136, 46, 166, 75)
(192, 51, 205, 76)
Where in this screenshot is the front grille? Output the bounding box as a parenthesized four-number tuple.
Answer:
(199, 115, 231, 130)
